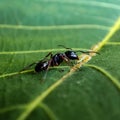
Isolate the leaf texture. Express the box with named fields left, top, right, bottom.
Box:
left=0, top=0, right=120, bottom=120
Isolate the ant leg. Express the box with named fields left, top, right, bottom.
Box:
left=40, top=59, right=52, bottom=82
left=20, top=53, right=52, bottom=71
left=76, top=50, right=100, bottom=55
left=60, top=55, right=74, bottom=67
left=58, top=45, right=72, bottom=50
left=45, top=52, right=53, bottom=58
left=20, top=54, right=50, bottom=72
left=21, top=52, right=53, bottom=71
left=42, top=52, right=53, bottom=61
left=20, top=62, right=38, bottom=72
left=45, top=52, right=52, bottom=57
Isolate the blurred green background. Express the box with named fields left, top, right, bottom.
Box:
left=0, top=0, right=120, bottom=120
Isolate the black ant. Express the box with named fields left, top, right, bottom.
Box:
left=20, top=45, right=99, bottom=73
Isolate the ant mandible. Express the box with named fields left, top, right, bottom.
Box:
left=20, top=45, right=98, bottom=73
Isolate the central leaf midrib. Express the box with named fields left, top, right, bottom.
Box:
left=16, top=18, right=120, bottom=120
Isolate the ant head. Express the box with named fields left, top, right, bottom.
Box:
left=58, top=45, right=79, bottom=60
left=65, top=51, right=79, bottom=60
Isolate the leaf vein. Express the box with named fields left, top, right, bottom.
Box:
left=85, top=64, right=120, bottom=90
left=0, top=105, right=26, bottom=114
left=39, top=103, right=58, bottom=120
left=106, top=42, right=120, bottom=45
left=0, top=24, right=110, bottom=31
left=40, top=0, right=120, bottom=10
left=0, top=66, right=69, bottom=79
left=16, top=17, right=120, bottom=120
left=0, top=48, right=89, bottom=55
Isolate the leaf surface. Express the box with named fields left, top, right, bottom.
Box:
left=0, top=0, right=120, bottom=120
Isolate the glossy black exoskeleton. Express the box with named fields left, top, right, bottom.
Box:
left=49, top=46, right=79, bottom=67
left=58, top=45, right=99, bottom=60
left=64, top=51, right=79, bottom=60
left=35, top=61, right=49, bottom=72
left=47, top=50, right=79, bottom=68
left=20, top=45, right=98, bottom=73
left=50, top=53, right=64, bottom=66
left=20, top=59, right=49, bottom=73
left=20, top=51, right=79, bottom=73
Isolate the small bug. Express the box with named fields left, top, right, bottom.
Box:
left=20, top=45, right=99, bottom=73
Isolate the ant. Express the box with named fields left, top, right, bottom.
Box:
left=20, top=45, right=99, bottom=73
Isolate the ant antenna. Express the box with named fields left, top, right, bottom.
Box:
left=58, top=45, right=72, bottom=50
left=76, top=50, right=100, bottom=55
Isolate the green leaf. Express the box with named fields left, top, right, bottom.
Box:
left=0, top=0, right=120, bottom=120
